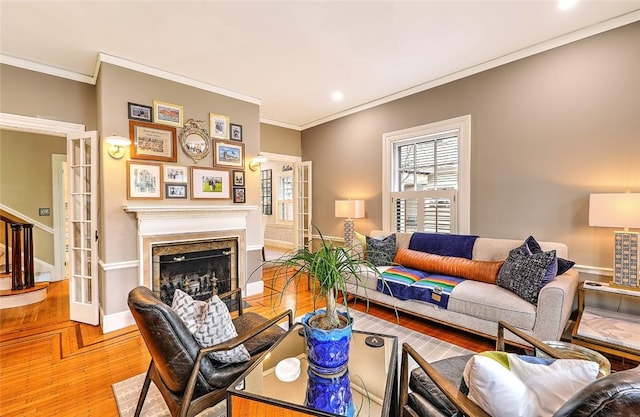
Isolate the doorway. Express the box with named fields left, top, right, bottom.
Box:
left=259, top=152, right=311, bottom=254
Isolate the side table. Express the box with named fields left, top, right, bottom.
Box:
left=571, top=280, right=640, bottom=362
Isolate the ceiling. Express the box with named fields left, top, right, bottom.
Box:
left=1, top=1, right=639, bottom=130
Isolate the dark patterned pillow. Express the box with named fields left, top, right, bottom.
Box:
left=497, top=245, right=556, bottom=305
left=172, top=289, right=250, bottom=363
left=366, top=234, right=397, bottom=266
left=524, top=235, right=575, bottom=275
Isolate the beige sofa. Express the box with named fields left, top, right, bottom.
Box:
left=346, top=232, right=578, bottom=345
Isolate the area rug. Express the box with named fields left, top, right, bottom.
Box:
left=113, top=310, right=472, bottom=416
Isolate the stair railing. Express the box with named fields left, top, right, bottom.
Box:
left=1, top=215, right=35, bottom=290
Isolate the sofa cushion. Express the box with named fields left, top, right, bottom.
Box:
left=394, top=247, right=504, bottom=284
left=447, top=280, right=537, bottom=330
left=409, top=232, right=478, bottom=259
left=497, top=245, right=556, bottom=305
left=525, top=235, right=575, bottom=276
left=366, top=233, right=397, bottom=266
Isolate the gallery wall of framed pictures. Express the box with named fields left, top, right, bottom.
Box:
left=125, top=100, right=248, bottom=203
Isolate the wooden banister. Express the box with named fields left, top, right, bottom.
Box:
left=2, top=215, right=35, bottom=290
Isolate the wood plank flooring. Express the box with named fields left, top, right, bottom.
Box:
left=1, top=268, right=633, bottom=416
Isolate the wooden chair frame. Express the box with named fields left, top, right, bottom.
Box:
left=399, top=321, right=573, bottom=417
left=133, top=288, right=293, bottom=417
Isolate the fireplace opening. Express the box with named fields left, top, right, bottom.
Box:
left=152, top=238, right=239, bottom=307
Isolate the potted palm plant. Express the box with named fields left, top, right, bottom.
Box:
left=265, top=227, right=387, bottom=375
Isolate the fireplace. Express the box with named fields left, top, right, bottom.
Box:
left=124, top=205, right=254, bottom=300
left=152, top=237, right=238, bottom=305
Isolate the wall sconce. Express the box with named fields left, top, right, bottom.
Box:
left=335, top=199, right=365, bottom=247
left=105, top=135, right=132, bottom=159
left=589, top=192, right=640, bottom=288
left=249, top=154, right=268, bottom=171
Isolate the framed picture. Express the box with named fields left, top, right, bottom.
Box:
left=165, top=183, right=188, bottom=199
left=213, top=140, right=244, bottom=168
left=153, top=100, right=184, bottom=127
left=233, top=187, right=246, bottom=204
left=128, top=102, right=152, bottom=122
left=209, top=113, right=229, bottom=139
left=191, top=167, right=231, bottom=200
left=129, top=120, right=177, bottom=162
left=127, top=161, right=162, bottom=200
left=164, top=165, right=188, bottom=183
left=232, top=170, right=245, bottom=186
left=230, top=123, right=243, bottom=142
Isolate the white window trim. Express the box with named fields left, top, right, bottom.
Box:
left=382, top=115, right=471, bottom=234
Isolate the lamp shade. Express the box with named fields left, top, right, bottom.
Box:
left=589, top=193, right=640, bottom=229
left=335, top=200, right=365, bottom=219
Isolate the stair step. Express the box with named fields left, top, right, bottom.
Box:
left=0, top=282, right=49, bottom=309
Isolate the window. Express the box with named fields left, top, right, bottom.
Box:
left=260, top=169, right=272, bottom=215
left=277, top=172, right=293, bottom=223
left=382, top=115, right=470, bottom=234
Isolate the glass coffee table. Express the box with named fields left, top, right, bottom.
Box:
left=227, top=323, right=398, bottom=417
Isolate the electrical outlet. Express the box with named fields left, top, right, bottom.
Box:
left=39, top=208, right=50, bottom=216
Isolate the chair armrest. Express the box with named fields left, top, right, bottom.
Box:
left=400, top=343, right=491, bottom=417
left=497, top=321, right=573, bottom=359
left=183, top=309, right=293, bottom=408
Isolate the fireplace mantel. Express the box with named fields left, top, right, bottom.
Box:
left=124, top=205, right=259, bottom=236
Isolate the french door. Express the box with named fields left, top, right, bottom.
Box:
left=293, top=161, right=312, bottom=249
left=66, top=131, right=99, bottom=325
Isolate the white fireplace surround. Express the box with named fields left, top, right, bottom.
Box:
left=124, top=205, right=258, bottom=292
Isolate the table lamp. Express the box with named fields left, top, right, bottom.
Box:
left=335, top=200, right=365, bottom=247
left=589, top=193, right=640, bottom=288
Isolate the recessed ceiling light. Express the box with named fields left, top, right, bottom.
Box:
left=331, top=91, right=343, bottom=101
left=558, top=0, right=578, bottom=10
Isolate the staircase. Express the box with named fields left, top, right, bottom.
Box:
left=0, top=213, right=48, bottom=309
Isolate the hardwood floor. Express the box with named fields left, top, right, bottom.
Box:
left=1, top=268, right=632, bottom=416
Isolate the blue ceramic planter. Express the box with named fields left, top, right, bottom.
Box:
left=301, top=309, right=353, bottom=375
left=305, top=368, right=355, bottom=417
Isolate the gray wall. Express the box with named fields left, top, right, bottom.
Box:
left=97, top=63, right=261, bottom=315
left=0, top=130, right=66, bottom=264
left=0, top=64, right=96, bottom=129
left=301, top=21, right=640, bottom=272
left=261, top=123, right=301, bottom=156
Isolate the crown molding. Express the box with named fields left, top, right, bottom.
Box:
left=98, top=53, right=261, bottom=106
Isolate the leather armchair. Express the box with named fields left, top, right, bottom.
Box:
left=128, top=286, right=293, bottom=417
left=400, top=321, right=640, bottom=417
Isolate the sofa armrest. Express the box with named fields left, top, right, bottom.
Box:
left=533, top=268, right=579, bottom=341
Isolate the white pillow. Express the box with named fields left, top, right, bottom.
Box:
left=172, top=289, right=250, bottom=364
left=463, top=352, right=599, bottom=417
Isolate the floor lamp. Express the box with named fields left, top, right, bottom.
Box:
left=589, top=193, right=640, bottom=289
left=335, top=200, right=364, bottom=247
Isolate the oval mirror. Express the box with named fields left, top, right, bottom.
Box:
left=179, top=119, right=210, bottom=163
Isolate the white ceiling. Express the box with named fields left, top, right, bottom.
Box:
left=1, top=1, right=639, bottom=130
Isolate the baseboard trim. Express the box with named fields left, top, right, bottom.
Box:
left=101, top=307, right=135, bottom=334
left=246, top=280, right=264, bottom=297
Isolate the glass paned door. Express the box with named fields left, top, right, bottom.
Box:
left=293, top=161, right=312, bottom=249
left=66, top=131, right=99, bottom=325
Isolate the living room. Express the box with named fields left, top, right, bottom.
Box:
left=1, top=2, right=639, bottom=416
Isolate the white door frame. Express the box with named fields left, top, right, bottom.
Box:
left=260, top=152, right=304, bottom=249
left=0, top=113, right=85, bottom=282
left=52, top=154, right=67, bottom=281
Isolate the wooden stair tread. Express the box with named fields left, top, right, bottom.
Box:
left=0, top=282, right=49, bottom=296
